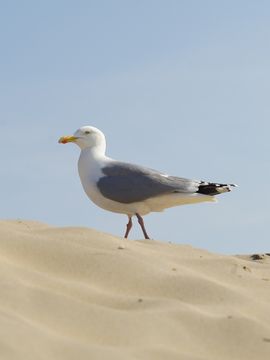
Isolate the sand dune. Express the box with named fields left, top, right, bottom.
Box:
left=0, top=220, right=270, bottom=360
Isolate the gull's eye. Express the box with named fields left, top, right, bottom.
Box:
left=84, top=131, right=91, bottom=135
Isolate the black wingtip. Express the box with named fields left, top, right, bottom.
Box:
left=197, top=182, right=237, bottom=196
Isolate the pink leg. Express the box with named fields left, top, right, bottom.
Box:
left=136, top=213, right=150, bottom=239
left=124, top=216, right=133, bottom=238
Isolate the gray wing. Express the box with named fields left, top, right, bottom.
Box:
left=97, top=161, right=200, bottom=204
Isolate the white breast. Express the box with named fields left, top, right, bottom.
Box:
left=77, top=149, right=151, bottom=216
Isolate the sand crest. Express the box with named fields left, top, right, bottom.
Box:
left=0, top=220, right=270, bottom=360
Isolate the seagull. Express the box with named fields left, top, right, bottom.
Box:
left=58, top=126, right=236, bottom=239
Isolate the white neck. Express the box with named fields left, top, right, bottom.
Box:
left=79, top=145, right=108, bottom=167
left=86, top=142, right=106, bottom=157
left=78, top=147, right=110, bottom=197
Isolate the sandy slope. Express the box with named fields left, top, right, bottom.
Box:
left=0, top=220, right=270, bottom=360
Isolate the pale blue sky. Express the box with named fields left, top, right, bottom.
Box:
left=1, top=1, right=270, bottom=254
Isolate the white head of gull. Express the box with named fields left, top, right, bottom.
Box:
left=59, top=126, right=237, bottom=239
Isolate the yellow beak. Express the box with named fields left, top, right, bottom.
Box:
left=58, top=135, right=78, bottom=144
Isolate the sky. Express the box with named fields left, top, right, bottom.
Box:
left=1, top=0, right=270, bottom=254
